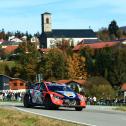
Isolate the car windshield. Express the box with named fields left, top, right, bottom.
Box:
left=48, top=85, right=73, bottom=92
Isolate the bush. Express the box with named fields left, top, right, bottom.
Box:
left=85, top=76, right=116, bottom=99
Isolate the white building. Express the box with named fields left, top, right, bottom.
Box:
left=40, top=12, right=98, bottom=48
left=9, top=36, right=22, bottom=43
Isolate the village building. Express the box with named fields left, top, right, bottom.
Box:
left=73, top=41, right=120, bottom=52
left=0, top=74, right=27, bottom=92
left=40, top=12, right=98, bottom=48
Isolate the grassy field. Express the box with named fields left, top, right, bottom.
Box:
left=115, top=106, right=126, bottom=111
left=0, top=108, right=86, bottom=126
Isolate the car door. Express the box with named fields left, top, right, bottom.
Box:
left=32, top=83, right=43, bottom=104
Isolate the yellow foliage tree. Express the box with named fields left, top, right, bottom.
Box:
left=67, top=53, right=88, bottom=80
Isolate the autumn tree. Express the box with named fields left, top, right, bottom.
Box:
left=67, top=53, right=88, bottom=80
left=97, top=27, right=110, bottom=41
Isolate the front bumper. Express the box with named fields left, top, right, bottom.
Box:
left=61, top=99, right=86, bottom=108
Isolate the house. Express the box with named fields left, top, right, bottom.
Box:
left=40, top=12, right=98, bottom=48
left=3, top=45, right=18, bottom=54
left=0, top=74, right=27, bottom=92
left=9, top=78, right=27, bottom=92
left=1, top=41, right=20, bottom=49
left=9, top=36, right=22, bottom=43
left=57, top=80, right=86, bottom=93
left=73, top=41, right=119, bottom=52
left=31, top=36, right=40, bottom=49
left=0, top=74, right=11, bottom=90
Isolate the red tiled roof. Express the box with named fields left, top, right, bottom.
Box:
left=4, top=46, right=18, bottom=54
left=73, top=42, right=119, bottom=51
left=121, top=83, right=126, bottom=91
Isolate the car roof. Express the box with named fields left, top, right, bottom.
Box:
left=47, top=82, right=66, bottom=86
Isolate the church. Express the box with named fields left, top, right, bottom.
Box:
left=40, top=12, right=98, bottom=48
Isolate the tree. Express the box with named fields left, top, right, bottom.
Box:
left=108, top=20, right=119, bottom=40
left=85, top=76, right=115, bottom=99
left=40, top=48, right=67, bottom=80
left=67, top=53, right=88, bottom=80
left=11, top=41, right=40, bottom=81
left=97, top=27, right=110, bottom=41
left=0, top=28, right=6, bottom=39
left=108, top=47, right=126, bottom=86
left=80, top=46, right=95, bottom=76
left=95, top=47, right=113, bottom=78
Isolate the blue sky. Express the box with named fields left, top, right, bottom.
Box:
left=0, top=0, right=126, bottom=34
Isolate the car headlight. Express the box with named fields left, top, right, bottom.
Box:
left=51, top=95, right=62, bottom=100
left=53, top=95, right=60, bottom=99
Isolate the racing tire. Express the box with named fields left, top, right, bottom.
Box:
left=44, top=96, right=53, bottom=109
left=44, top=96, right=59, bottom=110
left=23, top=94, right=33, bottom=108
left=75, top=107, right=83, bottom=111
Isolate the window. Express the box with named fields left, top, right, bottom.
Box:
left=13, top=83, right=17, bottom=86
left=46, top=18, right=49, bottom=24
left=20, top=83, right=24, bottom=86
left=40, top=82, right=46, bottom=91
left=34, top=83, right=40, bottom=90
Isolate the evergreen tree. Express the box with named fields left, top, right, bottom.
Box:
left=108, top=20, right=119, bottom=40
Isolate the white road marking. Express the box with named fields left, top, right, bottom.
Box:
left=14, top=107, right=96, bottom=126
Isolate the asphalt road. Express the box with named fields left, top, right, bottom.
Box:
left=0, top=102, right=126, bottom=126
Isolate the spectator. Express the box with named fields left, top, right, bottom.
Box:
left=93, top=96, right=97, bottom=105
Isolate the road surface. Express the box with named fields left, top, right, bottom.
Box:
left=0, top=102, right=126, bottom=126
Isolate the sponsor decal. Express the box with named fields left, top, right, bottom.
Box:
left=57, top=91, right=76, bottom=98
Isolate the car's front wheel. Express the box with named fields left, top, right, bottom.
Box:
left=75, top=107, right=83, bottom=111
left=44, top=96, right=59, bottom=110
left=23, top=94, right=32, bottom=108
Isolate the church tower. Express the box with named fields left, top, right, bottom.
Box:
left=41, top=12, right=52, bottom=33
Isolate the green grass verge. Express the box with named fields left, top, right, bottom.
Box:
left=0, top=108, right=86, bottom=126
left=114, top=106, right=126, bottom=111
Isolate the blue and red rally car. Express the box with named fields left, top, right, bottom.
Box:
left=23, top=81, right=86, bottom=111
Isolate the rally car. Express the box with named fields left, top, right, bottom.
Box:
left=23, top=82, right=86, bottom=111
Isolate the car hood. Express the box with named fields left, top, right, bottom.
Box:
left=56, top=91, right=76, bottom=98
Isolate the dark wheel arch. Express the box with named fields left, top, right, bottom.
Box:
left=44, top=95, right=59, bottom=110
left=23, top=93, right=33, bottom=108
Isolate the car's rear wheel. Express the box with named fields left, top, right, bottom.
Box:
left=75, top=107, right=83, bottom=111
left=23, top=94, right=32, bottom=108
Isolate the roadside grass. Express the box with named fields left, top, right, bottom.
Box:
left=0, top=108, right=86, bottom=126
left=114, top=106, right=126, bottom=111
